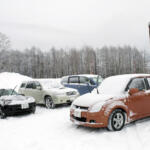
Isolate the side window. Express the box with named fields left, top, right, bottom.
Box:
left=79, top=77, right=89, bottom=84
left=26, top=82, right=33, bottom=89
left=32, top=82, right=36, bottom=89
left=20, top=83, right=26, bottom=88
left=35, top=82, right=42, bottom=89
left=0, top=89, right=4, bottom=96
left=61, top=77, right=68, bottom=84
left=147, top=78, right=150, bottom=89
left=69, top=77, right=79, bottom=84
left=128, top=78, right=146, bottom=91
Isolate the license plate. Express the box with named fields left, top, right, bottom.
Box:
left=21, top=103, right=29, bottom=109
left=74, top=109, right=81, bottom=118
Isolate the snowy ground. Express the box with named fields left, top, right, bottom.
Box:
left=1, top=72, right=150, bottom=150
left=1, top=105, right=150, bottom=150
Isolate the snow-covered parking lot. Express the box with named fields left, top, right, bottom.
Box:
left=1, top=105, right=150, bottom=150
left=1, top=72, right=150, bottom=150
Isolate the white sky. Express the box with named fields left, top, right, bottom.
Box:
left=0, top=0, right=150, bottom=51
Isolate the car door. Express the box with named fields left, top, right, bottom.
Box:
left=127, top=77, right=148, bottom=117
left=24, top=82, right=33, bottom=97
left=33, top=81, right=43, bottom=104
left=143, top=77, right=150, bottom=115
left=66, top=76, right=80, bottom=90
left=78, top=76, right=92, bottom=95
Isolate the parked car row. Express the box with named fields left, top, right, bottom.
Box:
left=1, top=74, right=150, bottom=132
left=0, top=74, right=101, bottom=118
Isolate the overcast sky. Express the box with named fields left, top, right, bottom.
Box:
left=0, top=0, right=150, bottom=51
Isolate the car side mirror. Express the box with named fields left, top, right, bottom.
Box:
left=128, top=88, right=139, bottom=96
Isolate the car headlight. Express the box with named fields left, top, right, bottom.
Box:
left=27, top=97, right=35, bottom=102
left=66, top=91, right=78, bottom=96
left=55, top=93, right=66, bottom=96
left=70, top=104, right=76, bottom=109
left=3, top=99, right=12, bottom=105
left=88, top=102, right=104, bottom=113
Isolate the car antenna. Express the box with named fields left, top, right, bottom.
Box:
left=11, top=85, right=17, bottom=95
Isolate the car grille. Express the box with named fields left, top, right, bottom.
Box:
left=73, top=116, right=86, bottom=122
left=66, top=91, right=77, bottom=96
left=74, top=105, right=88, bottom=111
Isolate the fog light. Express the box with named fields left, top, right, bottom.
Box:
left=90, top=120, right=96, bottom=123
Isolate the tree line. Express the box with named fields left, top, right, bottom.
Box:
left=0, top=32, right=148, bottom=78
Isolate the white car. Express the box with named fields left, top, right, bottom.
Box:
left=19, top=79, right=80, bottom=108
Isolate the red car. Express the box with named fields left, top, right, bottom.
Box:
left=70, top=74, right=150, bottom=131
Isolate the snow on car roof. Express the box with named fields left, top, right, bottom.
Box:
left=98, top=74, right=150, bottom=94
left=62, top=74, right=100, bottom=78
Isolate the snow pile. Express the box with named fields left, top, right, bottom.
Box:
left=0, top=72, right=32, bottom=91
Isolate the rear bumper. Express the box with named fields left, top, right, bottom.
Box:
left=70, top=109, right=108, bottom=128
left=2, top=102, right=36, bottom=115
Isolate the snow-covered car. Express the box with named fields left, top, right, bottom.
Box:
left=70, top=74, right=150, bottom=131
left=19, top=79, right=80, bottom=109
left=0, top=89, right=36, bottom=118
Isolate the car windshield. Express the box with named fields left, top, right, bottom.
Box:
left=40, top=80, right=62, bottom=89
left=90, top=77, right=103, bottom=84
left=0, top=89, right=18, bottom=97
left=98, top=76, right=130, bottom=95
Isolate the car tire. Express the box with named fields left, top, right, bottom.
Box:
left=107, top=109, right=125, bottom=131
left=31, top=106, right=36, bottom=114
left=45, top=96, right=55, bottom=109
left=0, top=106, right=6, bottom=119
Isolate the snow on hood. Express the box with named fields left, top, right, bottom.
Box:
left=73, top=93, right=115, bottom=107
left=45, top=87, right=78, bottom=95
left=0, top=95, right=35, bottom=105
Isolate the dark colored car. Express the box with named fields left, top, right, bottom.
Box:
left=61, top=74, right=103, bottom=95
left=0, top=89, right=36, bottom=118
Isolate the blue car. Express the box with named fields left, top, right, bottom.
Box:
left=61, top=74, right=103, bottom=95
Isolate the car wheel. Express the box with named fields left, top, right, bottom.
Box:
left=45, top=96, right=55, bottom=109
left=107, top=109, right=125, bottom=131
left=31, top=106, right=36, bottom=114
left=0, top=106, right=6, bottom=119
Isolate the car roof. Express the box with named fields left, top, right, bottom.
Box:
left=109, top=74, right=150, bottom=80
left=62, top=74, right=99, bottom=78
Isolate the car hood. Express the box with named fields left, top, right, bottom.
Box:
left=45, top=87, right=77, bottom=94
left=73, top=93, right=121, bottom=107
left=0, top=95, right=35, bottom=105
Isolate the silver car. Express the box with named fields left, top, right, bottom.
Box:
left=18, top=79, right=80, bottom=109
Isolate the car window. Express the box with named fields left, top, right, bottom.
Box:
left=69, top=77, right=79, bottom=84
left=79, top=76, right=89, bottom=84
left=35, top=81, right=42, bottom=89
left=147, top=78, right=150, bottom=88
left=20, top=83, right=26, bottom=88
left=128, top=78, right=146, bottom=91
left=26, top=82, right=33, bottom=89
left=32, top=82, right=36, bottom=89
left=0, top=89, right=4, bottom=96
left=61, top=77, right=68, bottom=84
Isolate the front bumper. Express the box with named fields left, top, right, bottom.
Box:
left=70, top=109, right=108, bottom=128
left=53, top=95, right=79, bottom=104
left=2, top=102, right=36, bottom=115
